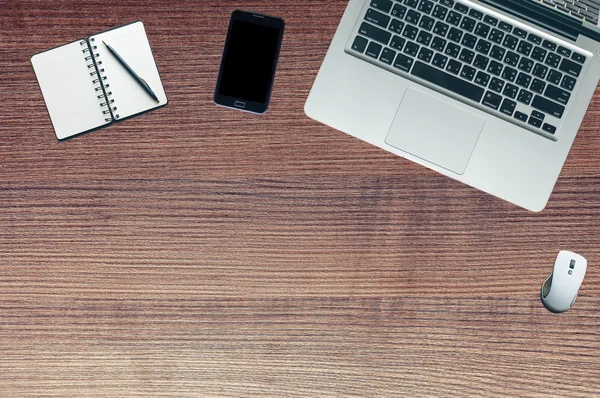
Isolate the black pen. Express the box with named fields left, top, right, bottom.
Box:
left=102, top=41, right=160, bottom=103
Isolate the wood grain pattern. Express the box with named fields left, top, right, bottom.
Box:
left=1, top=1, right=600, bottom=396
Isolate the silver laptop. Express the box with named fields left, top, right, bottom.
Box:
left=305, top=0, right=600, bottom=211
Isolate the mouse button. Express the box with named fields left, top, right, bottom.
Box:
left=542, top=272, right=553, bottom=299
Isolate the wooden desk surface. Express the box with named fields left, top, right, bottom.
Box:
left=1, top=1, right=600, bottom=396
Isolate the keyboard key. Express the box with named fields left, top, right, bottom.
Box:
left=473, top=54, right=489, bottom=69
left=503, top=35, right=518, bottom=50
left=454, top=3, right=469, bottom=13
left=418, top=0, right=435, bottom=14
left=445, top=42, right=461, bottom=58
left=405, top=0, right=419, bottom=7
left=366, top=8, right=391, bottom=28
left=533, top=63, right=548, bottom=79
left=490, top=45, right=505, bottom=61
left=489, top=28, right=504, bottom=44
left=403, top=24, right=419, bottom=40
left=476, top=39, right=492, bottom=55
left=528, top=33, right=542, bottom=45
left=393, top=53, right=414, bottom=71
left=461, top=33, right=478, bottom=49
left=432, top=53, right=449, bottom=68
left=518, top=57, right=534, bottom=73
left=498, top=21, right=512, bottom=32
left=504, top=51, right=520, bottom=67
left=459, top=48, right=475, bottom=63
left=469, top=9, right=483, bottom=20
left=380, top=47, right=396, bottom=64
left=390, top=35, right=406, bottom=51
left=528, top=115, right=543, bottom=128
left=432, top=4, right=448, bottom=20
left=559, top=58, right=583, bottom=77
left=502, top=66, right=517, bottom=82
left=404, top=41, right=420, bottom=56
left=474, top=71, right=490, bottom=86
left=517, top=41, right=533, bottom=56
left=487, top=60, right=503, bottom=76
left=489, top=77, right=504, bottom=92
left=561, top=75, right=576, bottom=91
left=516, top=72, right=531, bottom=88
left=392, top=3, right=408, bottom=19
left=513, top=27, right=528, bottom=39
left=416, top=30, right=433, bottom=46
left=433, top=21, right=450, bottom=36
left=440, top=0, right=454, bottom=6
left=542, top=40, right=557, bottom=51
left=446, top=10, right=462, bottom=26
left=366, top=41, right=383, bottom=58
left=448, top=27, right=464, bottom=42
left=531, top=78, right=546, bottom=94
left=545, top=53, right=561, bottom=68
left=532, top=95, right=565, bottom=118
left=419, top=16, right=435, bottom=31
left=474, top=23, right=490, bottom=38
left=484, top=15, right=498, bottom=25
left=557, top=46, right=571, bottom=57
left=542, top=123, right=557, bottom=134
left=514, top=111, right=528, bottom=122
left=531, top=110, right=545, bottom=121
left=572, top=52, right=586, bottom=64
left=406, top=9, right=421, bottom=25
left=517, top=89, right=533, bottom=105
left=483, top=91, right=502, bottom=109
left=503, top=83, right=519, bottom=99
left=446, top=59, right=462, bottom=74
left=431, top=36, right=447, bottom=52
left=418, top=47, right=434, bottom=62
left=360, top=22, right=392, bottom=45
left=547, top=69, right=562, bottom=85
left=351, top=36, right=368, bottom=53
left=545, top=84, right=571, bottom=105
left=411, top=60, right=485, bottom=102
left=581, top=14, right=592, bottom=22
left=370, top=0, right=393, bottom=13
left=531, top=47, right=547, bottom=62
left=389, top=18, right=405, bottom=34
left=460, top=65, right=476, bottom=81
left=460, top=16, right=477, bottom=32
left=500, top=98, right=517, bottom=116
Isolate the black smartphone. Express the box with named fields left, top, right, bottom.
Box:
left=214, top=10, right=285, bottom=114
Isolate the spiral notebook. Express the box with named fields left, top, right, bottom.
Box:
left=31, top=21, right=167, bottom=140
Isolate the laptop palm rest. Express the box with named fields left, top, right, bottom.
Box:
left=385, top=88, right=485, bottom=175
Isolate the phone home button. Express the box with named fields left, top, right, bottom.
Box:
left=234, top=101, right=246, bottom=109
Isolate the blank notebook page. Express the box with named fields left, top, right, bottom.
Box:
left=91, top=21, right=167, bottom=120
left=31, top=41, right=111, bottom=139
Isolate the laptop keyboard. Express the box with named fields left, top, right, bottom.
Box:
left=347, top=0, right=589, bottom=138
left=535, top=0, right=600, bottom=24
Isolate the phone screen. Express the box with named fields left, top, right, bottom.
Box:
left=215, top=12, right=284, bottom=113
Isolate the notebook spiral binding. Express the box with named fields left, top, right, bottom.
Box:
left=80, top=39, right=118, bottom=122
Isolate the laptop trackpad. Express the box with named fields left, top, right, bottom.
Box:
left=385, top=88, right=485, bottom=175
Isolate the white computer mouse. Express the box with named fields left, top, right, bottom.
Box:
left=541, top=251, right=587, bottom=313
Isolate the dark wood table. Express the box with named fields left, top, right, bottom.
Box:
left=1, top=1, right=600, bottom=396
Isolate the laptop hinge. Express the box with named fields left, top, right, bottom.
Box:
left=478, top=0, right=599, bottom=42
